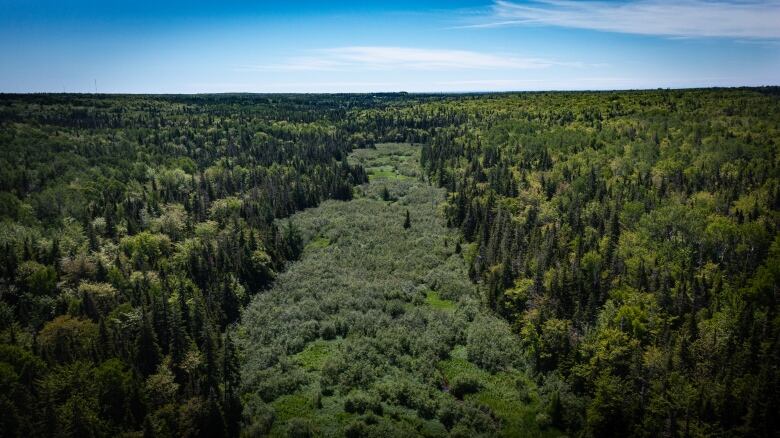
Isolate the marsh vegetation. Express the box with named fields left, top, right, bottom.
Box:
left=239, top=144, right=553, bottom=437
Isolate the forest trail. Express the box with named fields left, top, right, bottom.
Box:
left=238, top=144, right=556, bottom=437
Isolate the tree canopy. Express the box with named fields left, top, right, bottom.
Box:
left=1, top=88, right=778, bottom=437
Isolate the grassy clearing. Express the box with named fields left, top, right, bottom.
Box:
left=366, top=165, right=412, bottom=181
left=305, top=235, right=331, bottom=251
left=439, top=347, right=556, bottom=438
left=272, top=393, right=314, bottom=424
left=425, top=291, right=455, bottom=312
left=350, top=143, right=421, bottom=181
left=294, top=340, right=341, bottom=371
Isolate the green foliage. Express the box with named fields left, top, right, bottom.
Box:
left=466, top=314, right=520, bottom=373
left=343, top=390, right=383, bottom=415
left=294, top=340, right=340, bottom=371
left=120, top=231, right=171, bottom=269
left=239, top=144, right=552, bottom=436
left=448, top=375, right=481, bottom=399
left=424, top=291, right=455, bottom=312
left=17, top=260, right=57, bottom=295
left=0, top=94, right=369, bottom=437
left=37, top=316, right=98, bottom=363
left=304, top=236, right=330, bottom=251
left=1, top=89, right=777, bottom=437
left=415, top=88, right=780, bottom=437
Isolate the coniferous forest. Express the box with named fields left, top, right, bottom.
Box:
left=0, top=89, right=778, bottom=437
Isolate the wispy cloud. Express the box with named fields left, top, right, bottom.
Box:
left=464, top=0, right=780, bottom=39
left=238, top=46, right=580, bottom=72
left=437, top=75, right=752, bottom=90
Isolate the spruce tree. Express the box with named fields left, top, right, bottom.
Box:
left=223, top=332, right=241, bottom=438
left=135, top=311, right=162, bottom=376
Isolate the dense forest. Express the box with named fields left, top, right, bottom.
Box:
left=0, top=89, right=778, bottom=437
left=0, top=94, right=369, bottom=437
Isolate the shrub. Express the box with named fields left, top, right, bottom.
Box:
left=466, top=314, right=519, bottom=373
left=344, top=419, right=370, bottom=438
left=449, top=375, right=481, bottom=399
left=535, top=412, right=552, bottom=429
left=241, top=394, right=275, bottom=436
left=286, top=418, right=316, bottom=438
left=344, top=390, right=383, bottom=415
left=320, top=321, right=337, bottom=340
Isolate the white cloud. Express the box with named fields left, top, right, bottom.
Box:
left=436, top=75, right=755, bottom=90
left=238, top=46, right=577, bottom=72
left=466, top=0, right=780, bottom=39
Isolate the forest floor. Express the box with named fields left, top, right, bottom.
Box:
left=238, top=144, right=558, bottom=437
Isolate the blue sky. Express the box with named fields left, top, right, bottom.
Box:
left=1, top=0, right=778, bottom=93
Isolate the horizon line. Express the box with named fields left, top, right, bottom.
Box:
left=2, top=85, right=779, bottom=96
